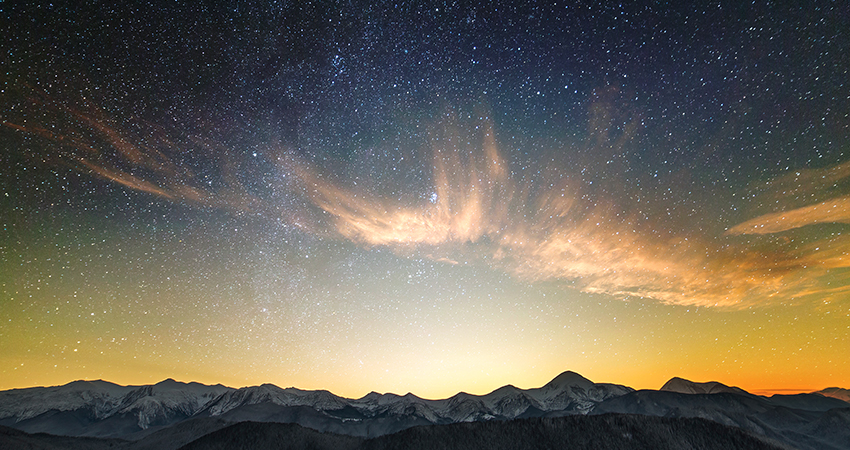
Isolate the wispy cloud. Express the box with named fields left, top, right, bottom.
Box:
left=2, top=86, right=295, bottom=223
left=726, top=196, right=850, bottom=235
left=718, top=163, right=850, bottom=303
left=287, top=110, right=845, bottom=307
left=728, top=159, right=850, bottom=235
left=8, top=84, right=848, bottom=308
left=289, top=118, right=511, bottom=248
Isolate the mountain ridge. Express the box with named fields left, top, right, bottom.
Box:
left=1, top=372, right=847, bottom=450
left=817, top=387, right=850, bottom=403
left=5, top=371, right=843, bottom=402
left=660, top=376, right=751, bottom=395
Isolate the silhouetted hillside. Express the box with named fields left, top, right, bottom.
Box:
left=123, top=417, right=232, bottom=450
left=178, top=414, right=789, bottom=450
left=0, top=424, right=126, bottom=450
left=178, top=421, right=360, bottom=450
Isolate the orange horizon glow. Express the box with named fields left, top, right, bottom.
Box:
left=0, top=366, right=840, bottom=402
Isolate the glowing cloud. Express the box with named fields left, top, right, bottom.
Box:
left=718, top=162, right=850, bottom=302
left=728, top=160, right=850, bottom=235
left=8, top=84, right=848, bottom=308
left=289, top=118, right=511, bottom=248
left=726, top=196, right=850, bottom=235
left=288, top=111, right=845, bottom=307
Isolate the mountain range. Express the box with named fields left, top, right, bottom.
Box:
left=1, top=372, right=848, bottom=450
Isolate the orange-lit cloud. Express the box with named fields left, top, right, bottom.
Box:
left=287, top=111, right=847, bottom=308
left=8, top=85, right=848, bottom=308
left=727, top=196, right=850, bottom=235
left=717, top=163, right=850, bottom=303
left=728, top=160, right=850, bottom=235
left=288, top=118, right=511, bottom=248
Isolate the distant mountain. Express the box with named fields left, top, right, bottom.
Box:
left=191, top=370, right=633, bottom=438
left=0, top=379, right=233, bottom=437
left=0, top=372, right=630, bottom=440
left=660, top=376, right=750, bottom=395
left=765, top=392, right=850, bottom=412
left=591, top=389, right=850, bottom=450
left=657, top=377, right=850, bottom=412
left=817, top=387, right=850, bottom=403
left=1, top=373, right=848, bottom=450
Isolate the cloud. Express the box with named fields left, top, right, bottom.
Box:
left=288, top=117, right=511, bottom=248
left=8, top=84, right=848, bottom=308
left=752, top=162, right=850, bottom=206
left=287, top=110, right=845, bottom=308
left=726, top=196, right=850, bottom=235
left=2, top=87, right=293, bottom=223
left=718, top=163, right=850, bottom=303
left=728, top=160, right=850, bottom=235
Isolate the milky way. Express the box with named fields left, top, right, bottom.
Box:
left=2, top=1, right=848, bottom=397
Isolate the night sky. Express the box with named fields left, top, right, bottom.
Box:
left=2, top=1, right=848, bottom=398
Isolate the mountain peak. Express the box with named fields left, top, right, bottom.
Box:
left=356, top=391, right=383, bottom=402
left=815, top=387, right=850, bottom=402
left=402, top=392, right=423, bottom=400
left=660, top=377, right=749, bottom=395
left=64, top=379, right=123, bottom=391
left=488, top=384, right=521, bottom=396
left=544, top=371, right=593, bottom=389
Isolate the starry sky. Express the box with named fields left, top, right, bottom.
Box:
left=1, top=1, right=849, bottom=398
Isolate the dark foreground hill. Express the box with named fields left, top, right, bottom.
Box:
left=0, top=425, right=127, bottom=450
left=1, top=414, right=789, bottom=450
left=182, top=414, right=789, bottom=450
